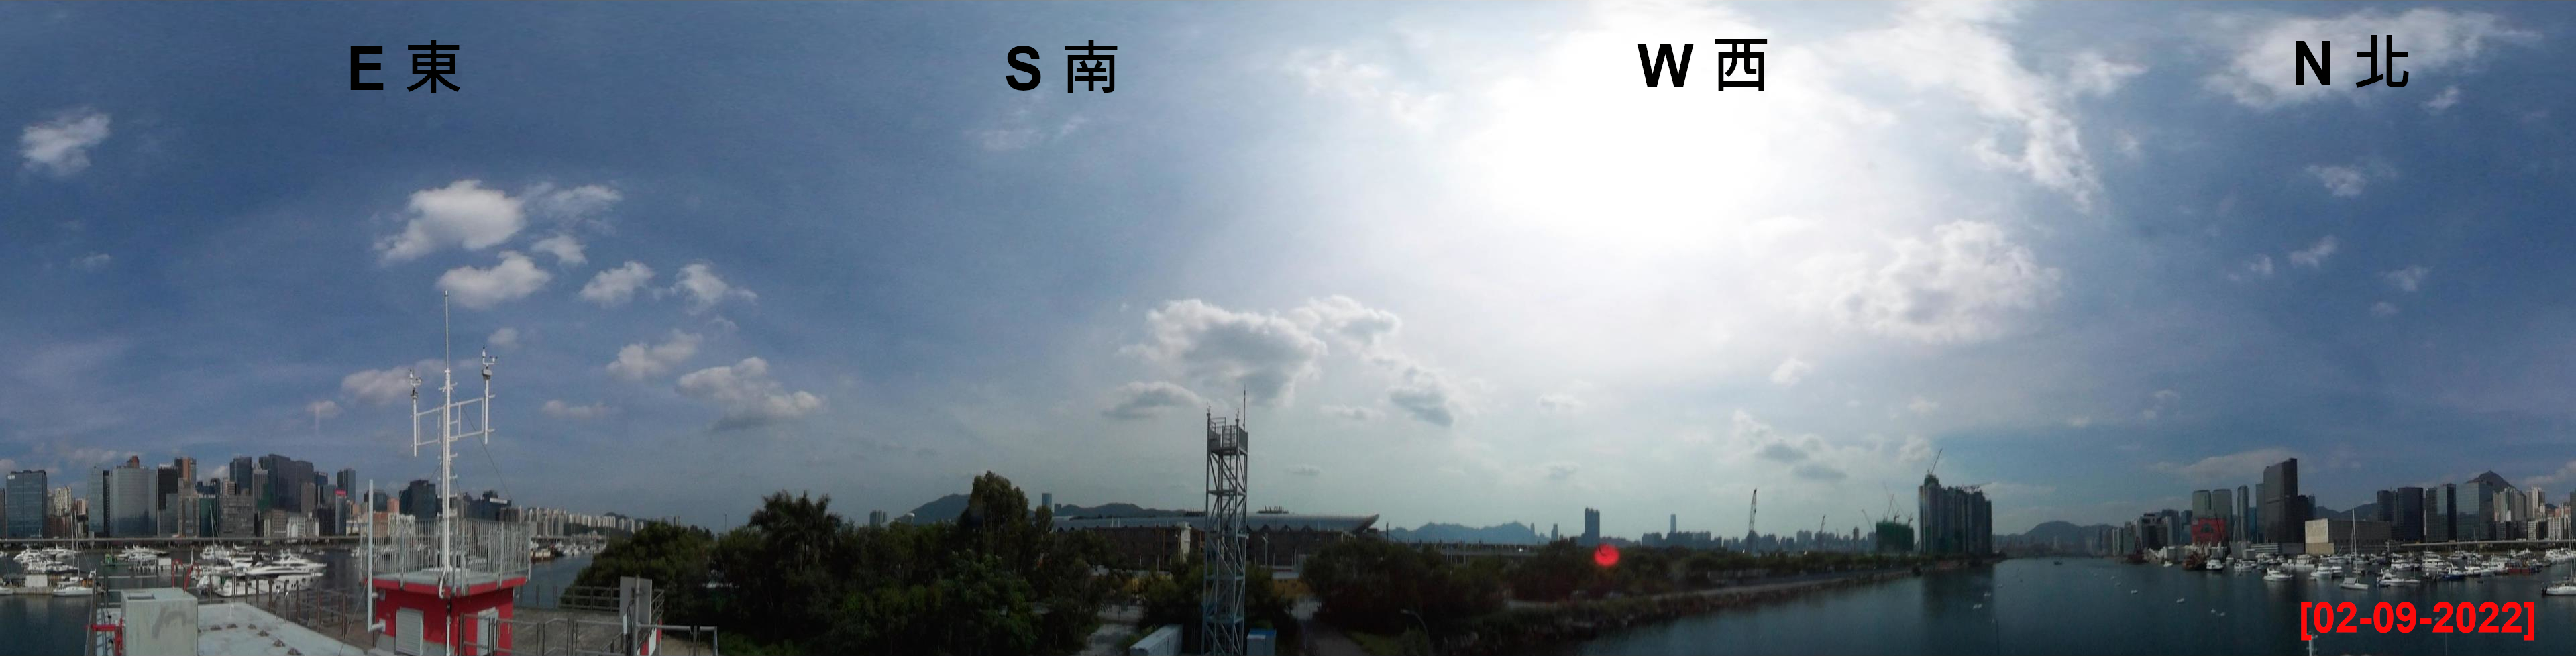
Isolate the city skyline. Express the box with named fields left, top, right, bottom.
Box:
left=9, top=3, right=2576, bottom=539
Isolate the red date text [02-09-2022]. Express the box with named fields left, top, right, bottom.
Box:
left=2302, top=601, right=2536, bottom=640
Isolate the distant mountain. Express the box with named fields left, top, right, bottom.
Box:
left=2012, top=521, right=2112, bottom=544
left=1387, top=521, right=1542, bottom=545
left=900, top=493, right=970, bottom=523
left=1054, top=502, right=1194, bottom=520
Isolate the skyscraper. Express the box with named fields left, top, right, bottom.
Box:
left=2236, top=484, right=2251, bottom=542
left=1917, top=474, right=1994, bottom=556
left=337, top=468, right=356, bottom=499
left=1581, top=508, right=1601, bottom=546
left=109, top=459, right=153, bottom=537
left=2210, top=488, right=2233, bottom=540
left=1670, top=514, right=1677, bottom=537
left=2394, top=486, right=2425, bottom=542
left=4, top=470, right=44, bottom=538
left=229, top=457, right=256, bottom=495
left=2260, top=458, right=2304, bottom=545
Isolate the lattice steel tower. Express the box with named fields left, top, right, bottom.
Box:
left=1201, top=407, right=1250, bottom=655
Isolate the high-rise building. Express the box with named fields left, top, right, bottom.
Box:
left=402, top=479, right=441, bottom=522
left=868, top=510, right=888, bottom=528
left=109, top=459, right=154, bottom=537
left=5, top=470, right=44, bottom=539
left=1670, top=514, right=1678, bottom=537
left=2260, top=458, right=2305, bottom=545
left=228, top=457, right=256, bottom=496
left=1581, top=508, right=1601, bottom=546
left=2210, top=488, right=2234, bottom=539
left=2236, top=484, right=2252, bottom=542
left=2394, top=486, right=2425, bottom=542
left=1917, top=474, right=1994, bottom=556
left=2466, top=472, right=2512, bottom=542
left=2192, top=490, right=2212, bottom=520
left=336, top=468, right=356, bottom=499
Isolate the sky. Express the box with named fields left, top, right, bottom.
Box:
left=5, top=1, right=2576, bottom=538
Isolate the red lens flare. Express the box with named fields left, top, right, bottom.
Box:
left=1593, top=543, right=1620, bottom=568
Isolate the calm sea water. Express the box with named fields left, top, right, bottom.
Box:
left=1560, top=557, right=2576, bottom=655
left=0, top=549, right=591, bottom=656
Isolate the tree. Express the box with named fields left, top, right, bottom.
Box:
left=571, top=522, right=717, bottom=623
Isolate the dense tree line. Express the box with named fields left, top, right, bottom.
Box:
left=572, top=472, right=1112, bottom=655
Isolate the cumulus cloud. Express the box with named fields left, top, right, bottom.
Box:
left=666, top=263, right=756, bottom=313
left=1907, top=396, right=1939, bottom=414
left=1535, top=392, right=1586, bottom=415
left=2208, top=8, right=2536, bottom=109
left=2151, top=447, right=2296, bottom=484
left=341, top=359, right=443, bottom=405
left=1292, top=295, right=1404, bottom=355
left=2233, top=254, right=2276, bottom=281
left=376, top=180, right=527, bottom=262
left=2288, top=235, right=2339, bottom=268
left=2372, top=301, right=2400, bottom=318
left=436, top=251, right=552, bottom=309
left=2383, top=265, right=2430, bottom=292
left=1544, top=462, right=1579, bottom=481
left=1830, top=221, right=2063, bottom=343
left=1285, top=48, right=1446, bottom=131
left=1735, top=410, right=1827, bottom=465
left=677, top=357, right=824, bottom=430
left=1320, top=404, right=1381, bottom=421
left=542, top=400, right=613, bottom=420
left=607, top=331, right=702, bottom=381
left=1122, top=299, right=1330, bottom=406
left=1770, top=356, right=1813, bottom=386
left=21, top=109, right=111, bottom=177
left=1387, top=364, right=1462, bottom=427
left=306, top=400, right=340, bottom=433
left=1102, top=381, right=1206, bottom=420
left=580, top=262, right=656, bottom=307
left=2307, top=165, right=2370, bottom=197
left=487, top=327, right=520, bottom=349
left=525, top=184, right=622, bottom=225
left=531, top=233, right=587, bottom=268
left=71, top=252, right=112, bottom=271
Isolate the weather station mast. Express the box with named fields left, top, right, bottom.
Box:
left=1202, top=397, right=1250, bottom=656
left=368, top=292, right=529, bottom=656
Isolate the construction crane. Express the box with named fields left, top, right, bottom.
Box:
left=1817, top=514, right=1827, bottom=542
left=1927, top=448, right=1943, bottom=478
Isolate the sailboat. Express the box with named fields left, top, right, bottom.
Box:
left=2546, top=576, right=2576, bottom=596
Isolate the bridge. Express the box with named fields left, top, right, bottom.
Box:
left=3, top=533, right=609, bottom=549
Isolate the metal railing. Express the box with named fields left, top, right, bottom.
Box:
left=364, top=517, right=534, bottom=591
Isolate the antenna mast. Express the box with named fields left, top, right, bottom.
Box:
left=410, top=292, right=496, bottom=590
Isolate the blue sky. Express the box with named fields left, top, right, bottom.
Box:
left=5, top=1, right=2575, bottom=537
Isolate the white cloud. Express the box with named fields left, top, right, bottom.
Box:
left=2371, top=301, right=2400, bottom=318
left=1320, top=404, right=1381, bottom=421
left=666, top=263, right=755, bottom=313
left=541, top=399, right=613, bottom=420
left=1770, top=356, right=1813, bottom=386
left=341, top=359, right=443, bottom=406
left=2239, top=254, right=2275, bottom=280
left=1102, top=381, right=1206, bottom=420
left=1544, top=462, right=1580, bottom=482
left=2526, top=460, right=2576, bottom=490
left=2288, top=235, right=2339, bottom=268
left=580, top=262, right=656, bottom=307
left=1535, top=392, right=1586, bottom=415
left=1792, top=462, right=1849, bottom=481
left=1907, top=396, right=1939, bottom=414
left=376, top=180, right=527, bottom=263
left=2425, top=86, right=2462, bottom=113
left=1387, top=364, right=1462, bottom=427
left=2151, top=447, right=2296, bottom=484
left=1288, top=464, right=1324, bottom=477
left=306, top=400, right=341, bottom=423
left=73, top=252, right=111, bottom=271
left=1123, top=299, right=1330, bottom=406
left=676, top=357, right=825, bottom=430
left=1291, top=295, right=1404, bottom=355
left=1829, top=221, right=2063, bottom=343
left=526, top=184, right=621, bottom=225
left=2208, top=8, right=2536, bottom=109
left=436, top=251, right=553, bottom=309
left=21, top=109, right=111, bottom=177
left=1847, top=4, right=2103, bottom=205
left=2139, top=388, right=2182, bottom=421
left=1735, top=410, right=1829, bottom=466
left=487, top=327, right=519, bottom=349
left=2065, top=51, right=2146, bottom=97
left=2382, top=265, right=2430, bottom=292
left=607, top=331, right=702, bottom=381
left=531, top=233, right=586, bottom=268
left=2307, top=165, right=2370, bottom=197
left=1285, top=48, right=1446, bottom=131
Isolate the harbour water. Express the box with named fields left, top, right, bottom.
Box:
left=0, top=549, right=592, bottom=656
left=1557, top=557, right=2576, bottom=655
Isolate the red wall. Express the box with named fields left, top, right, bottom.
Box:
left=373, top=579, right=521, bottom=655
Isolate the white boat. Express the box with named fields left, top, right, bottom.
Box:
left=2381, top=574, right=2422, bottom=586
left=2340, top=576, right=2371, bottom=590
left=52, top=581, right=95, bottom=596
left=2265, top=568, right=2294, bottom=582
left=117, top=546, right=165, bottom=559
left=2548, top=577, right=2576, bottom=596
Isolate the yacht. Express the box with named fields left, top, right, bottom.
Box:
left=2548, top=577, right=2576, bottom=596
left=2265, top=567, right=2295, bottom=582
left=2381, top=573, right=2422, bottom=586
left=116, top=546, right=165, bottom=559
left=2339, top=575, right=2371, bottom=590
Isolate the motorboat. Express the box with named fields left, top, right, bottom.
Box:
left=2265, top=568, right=2295, bottom=582
left=2340, top=576, right=2371, bottom=590
left=116, top=546, right=164, bottom=559
left=2381, top=573, right=2422, bottom=586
